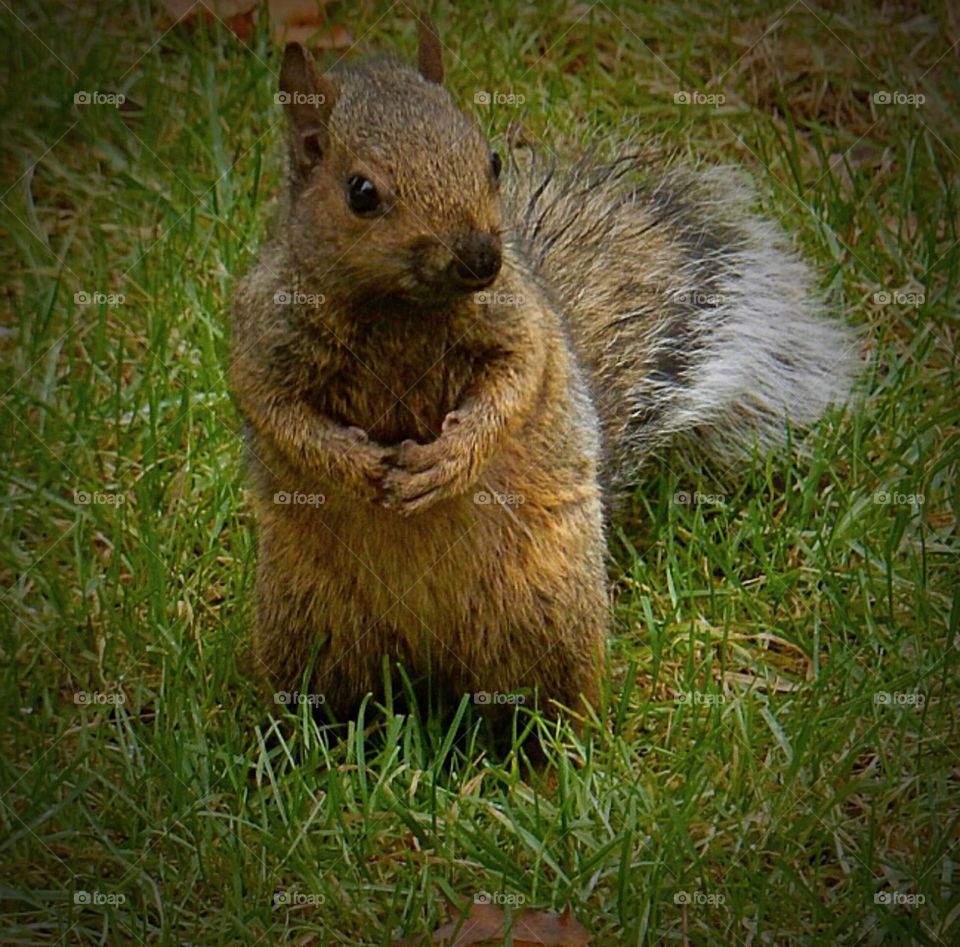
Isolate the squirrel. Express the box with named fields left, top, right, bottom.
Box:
left=229, top=20, right=858, bottom=745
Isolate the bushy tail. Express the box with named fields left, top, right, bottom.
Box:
left=504, top=146, right=860, bottom=492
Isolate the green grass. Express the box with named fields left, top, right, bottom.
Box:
left=1, top=0, right=957, bottom=943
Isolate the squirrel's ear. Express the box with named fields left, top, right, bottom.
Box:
left=279, top=43, right=337, bottom=174
left=417, top=14, right=444, bottom=85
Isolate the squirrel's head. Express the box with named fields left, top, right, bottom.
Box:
left=278, top=21, right=503, bottom=308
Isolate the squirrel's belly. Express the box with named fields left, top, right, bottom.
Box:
left=263, top=486, right=602, bottom=660
left=284, top=495, right=505, bottom=605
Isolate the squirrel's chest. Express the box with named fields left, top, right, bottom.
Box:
left=310, top=336, right=476, bottom=444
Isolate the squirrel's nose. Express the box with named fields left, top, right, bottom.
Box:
left=449, top=233, right=502, bottom=289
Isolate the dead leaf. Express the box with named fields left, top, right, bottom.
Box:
left=510, top=906, right=591, bottom=946
left=160, top=0, right=257, bottom=23
left=926, top=507, right=955, bottom=530
left=268, top=0, right=351, bottom=47
left=392, top=901, right=591, bottom=947
left=159, top=0, right=353, bottom=49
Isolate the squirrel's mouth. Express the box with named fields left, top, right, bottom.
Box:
left=446, top=234, right=502, bottom=289
left=443, top=262, right=500, bottom=291
left=411, top=233, right=503, bottom=298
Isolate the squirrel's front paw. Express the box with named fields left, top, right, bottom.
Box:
left=335, top=426, right=394, bottom=498
left=380, top=438, right=465, bottom=515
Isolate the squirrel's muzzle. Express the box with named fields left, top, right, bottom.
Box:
left=448, top=233, right=502, bottom=290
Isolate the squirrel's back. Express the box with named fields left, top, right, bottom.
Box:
left=504, top=147, right=860, bottom=493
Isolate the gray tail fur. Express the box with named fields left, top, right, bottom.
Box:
left=504, top=145, right=861, bottom=492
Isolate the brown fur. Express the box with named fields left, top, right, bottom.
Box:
left=230, top=43, right=608, bottom=734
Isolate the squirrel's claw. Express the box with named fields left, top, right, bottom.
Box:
left=392, top=438, right=440, bottom=474
left=384, top=487, right=444, bottom=516
left=381, top=460, right=457, bottom=515
left=379, top=433, right=467, bottom=513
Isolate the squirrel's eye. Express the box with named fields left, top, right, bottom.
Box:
left=491, top=151, right=502, bottom=180
left=347, top=175, right=380, bottom=214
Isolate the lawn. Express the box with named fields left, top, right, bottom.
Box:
left=0, top=0, right=957, bottom=944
